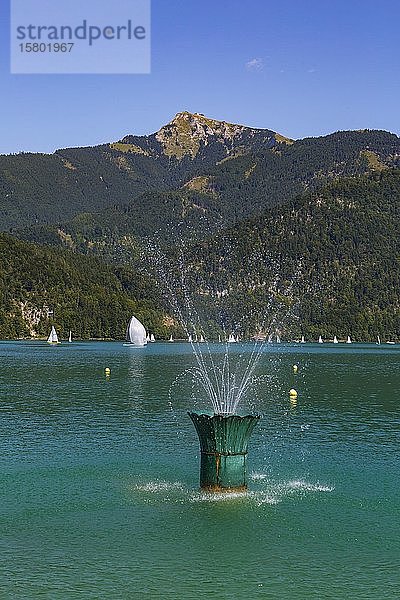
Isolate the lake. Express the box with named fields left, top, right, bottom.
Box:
left=0, top=341, right=399, bottom=599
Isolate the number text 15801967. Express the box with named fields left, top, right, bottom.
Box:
left=19, top=43, right=74, bottom=53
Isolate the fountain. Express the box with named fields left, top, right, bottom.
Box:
left=185, top=340, right=262, bottom=492
left=188, top=411, right=260, bottom=492
left=142, top=240, right=296, bottom=493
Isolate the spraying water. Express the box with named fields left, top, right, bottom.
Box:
left=142, top=239, right=301, bottom=416
left=187, top=338, right=265, bottom=415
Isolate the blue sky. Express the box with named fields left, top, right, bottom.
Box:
left=1, top=0, right=399, bottom=154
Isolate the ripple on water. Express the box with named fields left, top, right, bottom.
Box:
left=130, top=479, right=186, bottom=493
left=249, top=473, right=334, bottom=506
left=126, top=476, right=334, bottom=506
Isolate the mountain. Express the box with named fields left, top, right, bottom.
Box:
left=0, top=112, right=278, bottom=233
left=1, top=112, right=399, bottom=237
left=1, top=113, right=400, bottom=340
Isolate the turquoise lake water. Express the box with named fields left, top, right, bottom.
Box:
left=0, top=341, right=399, bottom=599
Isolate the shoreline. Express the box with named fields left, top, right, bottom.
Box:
left=0, top=338, right=398, bottom=345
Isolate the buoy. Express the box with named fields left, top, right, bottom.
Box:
left=105, top=367, right=111, bottom=376
left=293, top=364, right=298, bottom=373
left=289, top=388, right=298, bottom=398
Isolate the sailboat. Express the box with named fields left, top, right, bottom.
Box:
left=318, top=336, right=323, bottom=343
left=276, top=334, right=281, bottom=344
left=376, top=336, right=381, bottom=345
left=346, top=336, right=352, bottom=344
left=228, top=333, right=236, bottom=343
left=125, top=315, right=147, bottom=347
left=169, top=334, right=174, bottom=342
left=47, top=326, right=59, bottom=344
left=150, top=333, right=155, bottom=342
left=68, top=330, right=72, bottom=343
left=188, top=334, right=192, bottom=343
left=300, top=335, right=305, bottom=343
left=199, top=334, right=205, bottom=343
left=333, top=336, right=338, bottom=344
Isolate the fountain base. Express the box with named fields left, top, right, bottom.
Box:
left=188, top=412, right=260, bottom=492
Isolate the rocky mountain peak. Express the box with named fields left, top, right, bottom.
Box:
left=155, top=111, right=274, bottom=160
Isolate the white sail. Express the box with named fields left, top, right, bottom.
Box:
left=126, top=315, right=147, bottom=346
left=218, top=335, right=221, bottom=343
left=235, top=335, right=240, bottom=343
left=150, top=333, right=155, bottom=342
left=188, top=334, right=192, bottom=343
left=276, top=334, right=281, bottom=344
left=169, top=335, right=173, bottom=342
left=318, top=336, right=323, bottom=343
left=228, top=333, right=236, bottom=343
left=68, top=330, right=72, bottom=343
left=377, top=336, right=381, bottom=345
left=333, top=336, right=338, bottom=343
left=301, top=335, right=305, bottom=343
left=199, top=334, right=205, bottom=343
left=47, top=326, right=59, bottom=344
left=346, top=336, right=352, bottom=344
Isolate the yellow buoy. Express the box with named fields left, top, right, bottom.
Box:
left=293, top=364, right=298, bottom=373
left=289, top=388, right=298, bottom=398
left=105, top=367, right=111, bottom=376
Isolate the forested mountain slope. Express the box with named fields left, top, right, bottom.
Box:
left=180, top=169, right=400, bottom=340
left=1, top=114, right=399, bottom=340
left=1, top=113, right=399, bottom=235
left=0, top=234, right=168, bottom=339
